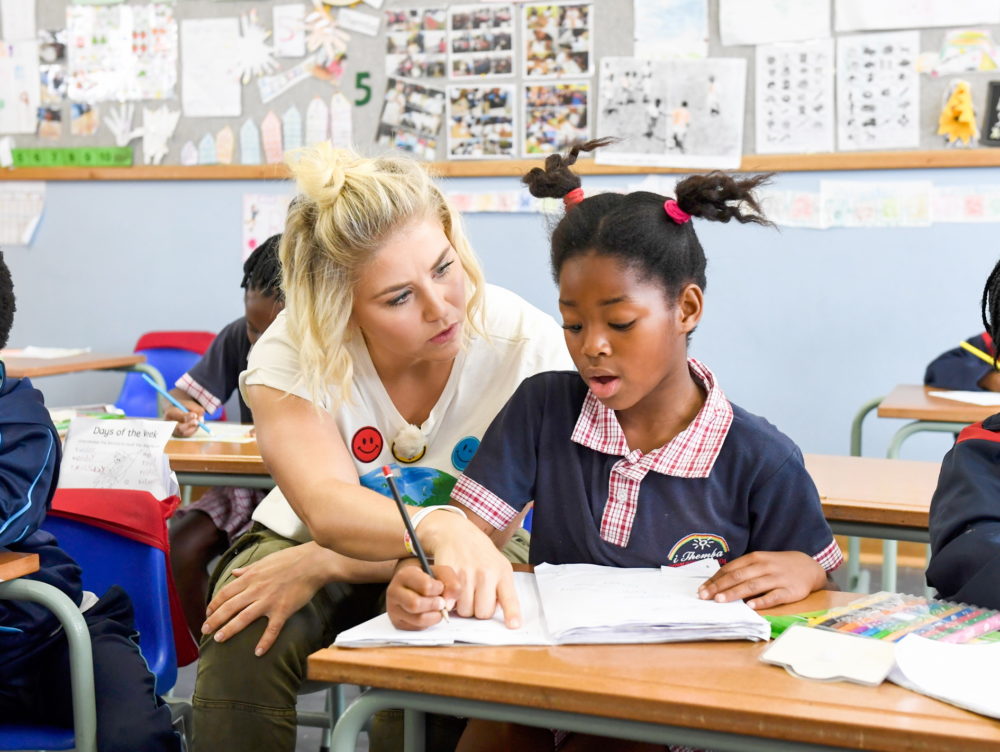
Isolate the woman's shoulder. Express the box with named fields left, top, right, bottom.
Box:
left=479, top=284, right=559, bottom=338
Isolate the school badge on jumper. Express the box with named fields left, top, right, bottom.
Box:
left=667, top=533, right=729, bottom=566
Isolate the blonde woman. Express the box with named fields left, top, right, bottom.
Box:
left=191, top=144, right=571, bottom=751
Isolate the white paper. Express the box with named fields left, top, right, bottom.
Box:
left=758, top=189, right=827, bottom=229
left=273, top=3, right=306, bottom=58
left=282, top=106, right=303, bottom=153
left=0, top=181, right=45, bottom=246
left=837, top=31, right=919, bottom=151
left=719, top=0, right=829, bottom=46
left=173, top=423, right=255, bottom=443
left=0, top=40, right=39, bottom=134
left=305, top=96, right=328, bottom=146
left=634, top=0, right=707, bottom=60
left=932, top=185, right=1000, bottom=223
left=242, top=193, right=293, bottom=260
left=240, top=118, right=261, bottom=165
left=59, top=418, right=177, bottom=500
left=180, top=140, right=198, bottom=166
left=820, top=180, right=931, bottom=228
left=181, top=18, right=242, bottom=117
left=890, top=635, right=1000, bottom=719
left=835, top=0, right=1000, bottom=32
left=755, top=39, right=834, bottom=154
left=928, top=390, right=1000, bottom=407
left=596, top=57, right=746, bottom=169
left=141, top=105, right=180, bottom=165
left=0, top=135, right=12, bottom=167
left=339, top=7, right=381, bottom=37
left=104, top=103, right=141, bottom=147
left=197, top=133, right=216, bottom=165
left=257, top=54, right=317, bottom=105
left=14, top=345, right=88, bottom=358
left=1, top=0, right=35, bottom=41
left=330, top=91, right=353, bottom=148
left=762, top=626, right=896, bottom=686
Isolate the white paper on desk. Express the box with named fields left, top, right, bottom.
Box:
left=719, top=0, right=829, bottom=46
left=173, top=423, right=255, bottom=443
left=761, top=625, right=895, bottom=686
left=59, top=418, right=178, bottom=499
left=928, top=390, right=1000, bottom=407
left=15, top=345, right=91, bottom=358
left=890, top=635, right=1000, bottom=719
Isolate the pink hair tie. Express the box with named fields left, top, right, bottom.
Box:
left=563, top=187, right=585, bottom=208
left=664, top=198, right=691, bottom=224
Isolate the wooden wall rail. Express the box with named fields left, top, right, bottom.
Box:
left=3, top=148, right=1000, bottom=181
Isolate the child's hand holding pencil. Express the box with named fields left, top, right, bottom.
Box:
left=387, top=559, right=460, bottom=630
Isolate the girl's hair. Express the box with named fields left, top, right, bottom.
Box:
left=981, top=258, right=1000, bottom=363
left=522, top=138, right=773, bottom=300
left=0, top=250, right=14, bottom=351
left=282, top=143, right=486, bottom=406
left=241, top=234, right=284, bottom=301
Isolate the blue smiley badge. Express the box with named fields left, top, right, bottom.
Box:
left=451, top=436, right=480, bottom=471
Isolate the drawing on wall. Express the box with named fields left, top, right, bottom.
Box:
left=448, top=3, right=514, bottom=78
left=524, top=81, right=588, bottom=155
left=377, top=77, right=445, bottom=160
left=305, top=2, right=349, bottom=82
left=385, top=7, right=448, bottom=80
left=447, top=84, right=515, bottom=158
left=0, top=40, right=40, bottom=135
left=596, top=57, right=746, bottom=168
left=755, top=39, right=835, bottom=154
left=836, top=31, right=919, bottom=150
left=523, top=3, right=592, bottom=78
left=634, top=0, right=707, bottom=60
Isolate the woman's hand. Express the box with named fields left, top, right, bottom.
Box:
left=164, top=405, right=204, bottom=438
left=697, top=550, right=827, bottom=610
left=386, top=559, right=460, bottom=630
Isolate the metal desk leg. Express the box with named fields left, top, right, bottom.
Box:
left=886, top=421, right=968, bottom=459
left=846, top=396, right=884, bottom=592
left=404, top=709, right=426, bottom=752
left=881, top=540, right=897, bottom=592
left=111, top=363, right=168, bottom=416
left=850, top=395, right=884, bottom=457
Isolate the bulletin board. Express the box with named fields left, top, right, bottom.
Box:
left=6, top=0, right=1000, bottom=180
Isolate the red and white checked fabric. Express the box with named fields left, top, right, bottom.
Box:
left=452, top=473, right=517, bottom=530
left=570, top=358, right=733, bottom=547
left=175, top=373, right=222, bottom=415
left=813, top=538, right=844, bottom=572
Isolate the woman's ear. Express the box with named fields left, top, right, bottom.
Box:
left=675, top=283, right=704, bottom=334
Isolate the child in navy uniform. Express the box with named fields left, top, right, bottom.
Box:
left=927, top=259, right=1000, bottom=609
left=387, top=141, right=841, bottom=751
left=166, top=235, right=284, bottom=636
left=924, top=331, right=1000, bottom=391
left=0, top=251, right=180, bottom=751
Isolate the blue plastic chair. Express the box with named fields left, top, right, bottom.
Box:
left=116, top=330, right=223, bottom=419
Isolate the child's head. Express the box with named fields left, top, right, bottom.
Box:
left=982, top=257, right=1000, bottom=352
left=281, top=144, right=485, bottom=403
left=0, top=251, right=13, bottom=350
left=522, top=139, right=771, bottom=410
left=241, top=234, right=285, bottom=346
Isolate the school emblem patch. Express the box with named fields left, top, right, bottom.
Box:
left=667, top=533, right=729, bottom=566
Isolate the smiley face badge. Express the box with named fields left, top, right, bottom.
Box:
left=351, top=426, right=384, bottom=464
left=451, top=436, right=480, bottom=471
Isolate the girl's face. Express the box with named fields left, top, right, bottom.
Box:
left=558, top=251, right=702, bottom=413
left=352, top=216, right=467, bottom=367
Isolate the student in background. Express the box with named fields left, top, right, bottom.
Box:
left=0, top=251, right=180, bottom=751
left=165, top=235, right=284, bottom=637
left=927, top=259, right=1000, bottom=609
left=924, top=331, right=1000, bottom=391
left=388, top=141, right=842, bottom=751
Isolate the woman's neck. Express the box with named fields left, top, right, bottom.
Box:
left=616, top=364, right=706, bottom=455
left=367, top=345, right=456, bottom=427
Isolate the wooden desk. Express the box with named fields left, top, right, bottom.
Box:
left=309, top=591, right=1000, bottom=752
left=0, top=552, right=39, bottom=580
left=878, top=385, right=999, bottom=424
left=166, top=434, right=273, bottom=489
left=4, top=352, right=145, bottom=379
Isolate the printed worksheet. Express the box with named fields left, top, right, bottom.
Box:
left=755, top=39, right=834, bottom=154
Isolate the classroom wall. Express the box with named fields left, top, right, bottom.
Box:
left=7, top=167, right=996, bottom=462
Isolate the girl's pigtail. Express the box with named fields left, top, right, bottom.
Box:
left=674, top=172, right=775, bottom=227
left=981, top=259, right=1000, bottom=363
left=521, top=137, right=617, bottom=201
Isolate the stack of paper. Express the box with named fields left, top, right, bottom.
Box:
left=334, top=560, right=770, bottom=648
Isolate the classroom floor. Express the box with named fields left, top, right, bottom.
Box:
left=169, top=559, right=926, bottom=752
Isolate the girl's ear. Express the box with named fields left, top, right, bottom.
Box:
left=675, top=283, right=704, bottom=334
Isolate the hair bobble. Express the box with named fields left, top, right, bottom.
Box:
left=664, top=198, right=691, bottom=224
left=563, top=187, right=585, bottom=208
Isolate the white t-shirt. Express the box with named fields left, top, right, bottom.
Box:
left=242, top=284, right=573, bottom=542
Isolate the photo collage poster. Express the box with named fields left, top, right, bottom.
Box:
left=523, top=3, right=593, bottom=78
left=447, top=84, right=515, bottom=158
left=449, top=4, right=514, bottom=79
left=377, top=76, right=446, bottom=160
left=524, top=82, right=589, bottom=155
left=385, top=7, right=449, bottom=81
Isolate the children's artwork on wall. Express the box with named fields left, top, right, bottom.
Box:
left=757, top=188, right=828, bottom=228
left=39, top=29, right=68, bottom=105
left=633, top=0, right=707, bottom=60
left=447, top=84, right=515, bottom=158
left=180, top=139, right=197, bottom=165
left=69, top=102, right=99, bottom=135
left=596, top=57, right=745, bottom=169
left=216, top=125, right=234, bottom=163
left=0, top=181, right=45, bottom=247
left=1, top=0, right=36, bottom=42
left=261, top=110, right=283, bottom=164
left=376, top=77, right=445, bottom=160
left=141, top=105, right=179, bottom=165
left=836, top=31, right=919, bottom=150
left=233, top=9, right=278, bottom=84
left=937, top=80, right=977, bottom=145
left=718, top=0, right=830, bottom=46
left=198, top=133, right=216, bottom=164
left=755, top=39, right=834, bottom=154
left=273, top=3, right=307, bottom=58
left=385, top=7, right=448, bottom=80
left=240, top=117, right=261, bottom=164
left=523, top=3, right=592, bottom=79
left=242, top=193, right=293, bottom=260
left=820, top=179, right=932, bottom=227
left=104, top=103, right=140, bottom=146
left=330, top=91, right=352, bottom=147
left=305, top=2, right=349, bottom=80
left=257, top=54, right=319, bottom=104
left=338, top=6, right=381, bottom=37
left=0, top=40, right=40, bottom=134
left=180, top=17, right=241, bottom=117
left=305, top=96, right=329, bottom=145
left=448, top=3, right=514, bottom=79
left=834, top=0, right=1000, bottom=33
left=523, top=81, right=588, bottom=156
left=282, top=105, right=303, bottom=152
left=918, top=29, right=1000, bottom=76
left=37, top=105, right=62, bottom=139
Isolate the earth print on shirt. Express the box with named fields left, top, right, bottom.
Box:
left=359, top=464, right=458, bottom=507
left=667, top=533, right=729, bottom=566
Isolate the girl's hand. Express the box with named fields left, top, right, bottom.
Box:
left=386, top=559, right=460, bottom=630
left=164, top=405, right=204, bottom=438
left=697, top=551, right=827, bottom=610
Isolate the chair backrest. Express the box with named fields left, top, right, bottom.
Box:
left=41, top=513, right=178, bottom=695
left=115, top=330, right=224, bottom=419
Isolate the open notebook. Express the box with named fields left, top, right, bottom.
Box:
left=335, top=560, right=771, bottom=648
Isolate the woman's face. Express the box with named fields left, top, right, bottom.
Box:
left=352, top=216, right=467, bottom=367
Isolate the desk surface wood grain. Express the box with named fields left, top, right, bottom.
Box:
left=878, top=385, right=999, bottom=423
left=3, top=353, right=145, bottom=378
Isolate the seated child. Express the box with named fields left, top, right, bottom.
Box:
left=386, top=140, right=842, bottom=751
left=0, top=251, right=181, bottom=751
left=927, top=259, right=1000, bottom=609
left=925, top=331, right=1000, bottom=391
left=166, top=235, right=284, bottom=636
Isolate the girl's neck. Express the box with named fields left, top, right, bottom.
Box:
left=615, top=363, right=706, bottom=455
left=366, top=343, right=456, bottom=427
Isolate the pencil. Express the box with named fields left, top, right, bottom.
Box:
left=140, top=372, right=212, bottom=435
left=382, top=465, right=450, bottom=624
left=959, top=340, right=999, bottom=369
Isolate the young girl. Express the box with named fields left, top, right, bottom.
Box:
left=387, top=140, right=842, bottom=751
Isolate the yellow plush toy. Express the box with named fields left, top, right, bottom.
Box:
left=938, top=80, right=978, bottom=145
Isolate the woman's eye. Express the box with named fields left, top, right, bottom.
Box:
left=388, top=290, right=411, bottom=307
left=434, top=260, right=455, bottom=277
left=609, top=320, right=636, bottom=331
